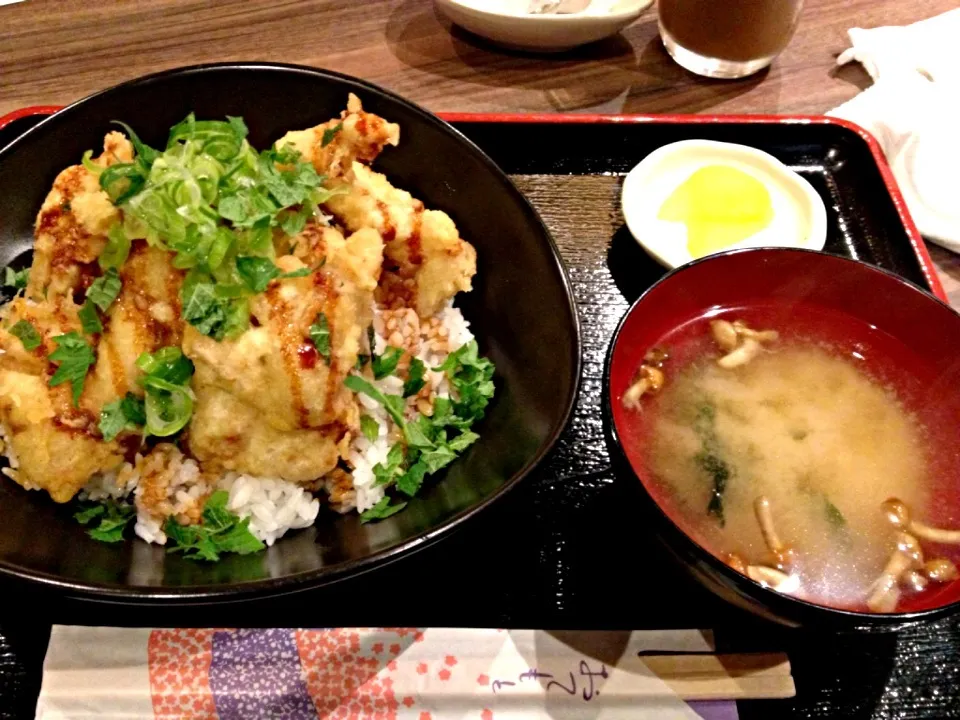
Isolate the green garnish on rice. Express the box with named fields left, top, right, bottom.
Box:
left=74, top=498, right=135, bottom=543
left=349, top=339, right=495, bottom=523
left=164, top=490, right=264, bottom=562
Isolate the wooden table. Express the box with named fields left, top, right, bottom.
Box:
left=2, top=0, right=958, bottom=304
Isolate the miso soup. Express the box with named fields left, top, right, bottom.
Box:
left=620, top=305, right=960, bottom=613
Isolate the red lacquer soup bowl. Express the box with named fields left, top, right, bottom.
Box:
left=607, top=248, right=960, bottom=629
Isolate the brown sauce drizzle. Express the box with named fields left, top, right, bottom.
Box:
left=71, top=261, right=99, bottom=305
left=52, top=409, right=98, bottom=439
left=164, top=261, right=185, bottom=339
left=104, top=332, right=127, bottom=399
left=266, top=282, right=309, bottom=428
left=117, top=433, right=143, bottom=461
left=407, top=211, right=423, bottom=266
left=377, top=200, right=397, bottom=243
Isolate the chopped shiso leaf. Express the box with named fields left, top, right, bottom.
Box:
left=48, top=332, right=96, bottom=406
left=344, top=375, right=406, bottom=427
left=434, top=340, right=495, bottom=424
left=373, top=443, right=405, bottom=487
left=309, top=312, right=331, bottom=363
left=73, top=499, right=135, bottom=543
left=9, top=319, right=41, bottom=351
left=403, top=358, right=427, bottom=398
left=86, top=268, right=122, bottom=312
left=164, top=490, right=265, bottom=561
left=98, top=392, right=146, bottom=441
left=78, top=300, right=103, bottom=335
left=321, top=123, right=343, bottom=148
left=236, top=255, right=282, bottom=293
left=360, top=415, right=379, bottom=442
left=3, top=267, right=29, bottom=291
left=360, top=496, right=407, bottom=523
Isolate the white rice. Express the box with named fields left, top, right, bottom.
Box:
left=218, top=473, right=319, bottom=547
left=1, top=302, right=474, bottom=551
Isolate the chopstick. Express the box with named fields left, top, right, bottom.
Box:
left=641, top=652, right=795, bottom=700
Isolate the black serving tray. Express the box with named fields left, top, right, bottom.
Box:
left=1, top=110, right=958, bottom=720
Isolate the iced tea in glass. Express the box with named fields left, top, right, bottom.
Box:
left=658, top=0, right=804, bottom=79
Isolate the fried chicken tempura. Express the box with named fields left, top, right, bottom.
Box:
left=279, top=95, right=477, bottom=317
left=327, top=163, right=476, bottom=317
left=275, top=93, right=399, bottom=182
left=28, top=132, right=132, bottom=302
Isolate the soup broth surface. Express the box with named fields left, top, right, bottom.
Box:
left=647, top=343, right=927, bottom=609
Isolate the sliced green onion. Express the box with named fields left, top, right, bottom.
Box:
left=99, top=224, right=132, bottom=270
left=143, top=377, right=194, bottom=437
left=81, top=149, right=103, bottom=175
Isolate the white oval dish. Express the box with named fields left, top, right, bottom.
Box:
left=621, top=140, right=828, bottom=270
left=433, top=0, right=653, bottom=52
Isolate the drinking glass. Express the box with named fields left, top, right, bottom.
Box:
left=658, top=0, right=804, bottom=79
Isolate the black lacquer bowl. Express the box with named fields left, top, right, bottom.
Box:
left=0, top=63, right=580, bottom=602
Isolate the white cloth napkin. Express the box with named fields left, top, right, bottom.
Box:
left=829, top=9, right=960, bottom=254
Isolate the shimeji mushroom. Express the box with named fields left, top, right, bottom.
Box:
left=900, top=570, right=930, bottom=593
left=710, top=319, right=779, bottom=369
left=622, top=349, right=669, bottom=410
left=726, top=553, right=748, bottom=574
left=882, top=497, right=960, bottom=544
left=710, top=320, right=739, bottom=352
left=740, top=496, right=801, bottom=595
left=924, top=558, right=959, bottom=583
left=717, top=338, right=763, bottom=369
left=622, top=365, right=665, bottom=409
left=754, top=496, right=796, bottom=572
left=732, top=320, right=779, bottom=344
left=877, top=499, right=960, bottom=598
left=746, top=565, right=801, bottom=594
left=867, top=542, right=915, bottom=613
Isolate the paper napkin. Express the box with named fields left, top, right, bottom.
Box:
left=34, top=627, right=781, bottom=719
left=829, top=8, right=960, bottom=254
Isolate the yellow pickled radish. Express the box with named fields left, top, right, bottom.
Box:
left=658, top=165, right=775, bottom=258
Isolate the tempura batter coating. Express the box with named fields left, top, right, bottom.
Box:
left=183, top=227, right=382, bottom=482
left=275, top=93, right=399, bottom=182
left=326, top=163, right=476, bottom=316
left=278, top=95, right=476, bottom=317
left=27, top=132, right=132, bottom=302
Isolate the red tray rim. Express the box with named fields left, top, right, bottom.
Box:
left=0, top=106, right=946, bottom=302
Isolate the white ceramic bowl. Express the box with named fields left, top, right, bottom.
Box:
left=621, top=140, right=829, bottom=269
left=434, top=0, right=652, bottom=52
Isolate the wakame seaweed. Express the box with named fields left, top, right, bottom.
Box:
left=693, top=402, right=730, bottom=526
